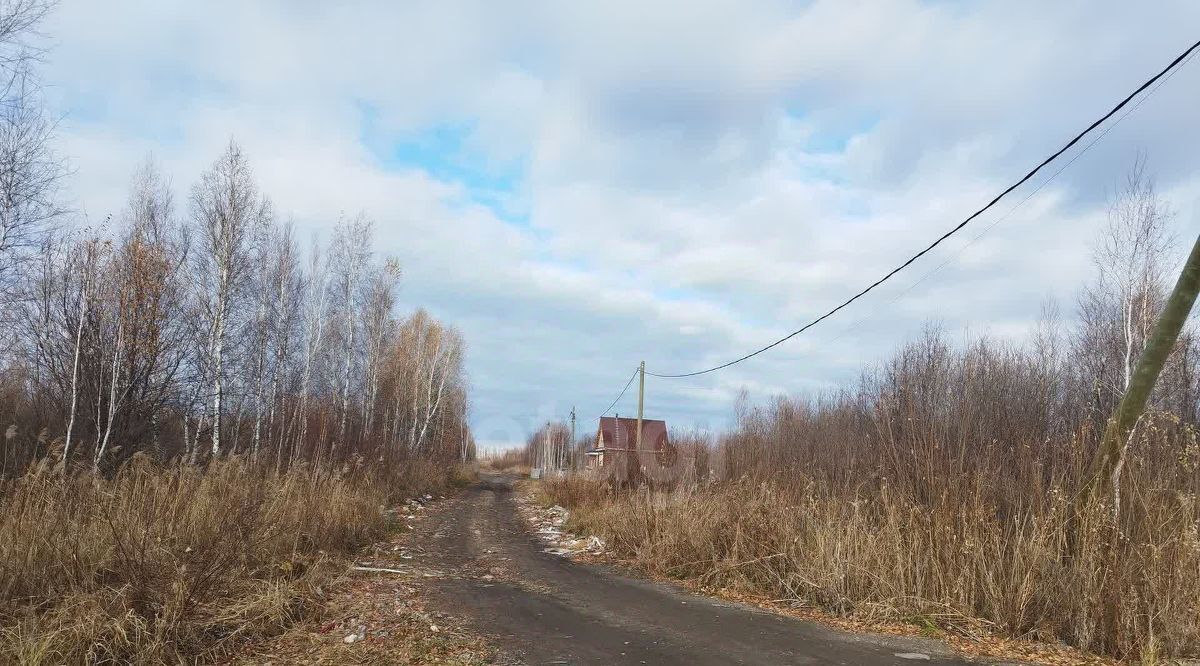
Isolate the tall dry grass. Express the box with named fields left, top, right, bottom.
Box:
left=0, top=456, right=463, bottom=664
left=551, top=473, right=1199, bottom=661
left=545, top=332, right=1200, bottom=662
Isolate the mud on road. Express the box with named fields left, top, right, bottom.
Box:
left=414, top=473, right=977, bottom=666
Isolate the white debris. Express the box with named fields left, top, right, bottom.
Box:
left=343, top=625, right=366, bottom=643
left=517, top=495, right=606, bottom=558
left=894, top=653, right=931, bottom=661
left=353, top=565, right=407, bottom=575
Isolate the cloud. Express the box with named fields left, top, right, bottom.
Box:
left=40, top=0, right=1200, bottom=438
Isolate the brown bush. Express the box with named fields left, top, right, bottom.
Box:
left=541, top=474, right=612, bottom=508
left=0, top=456, right=460, bottom=664
left=548, top=331, right=1200, bottom=662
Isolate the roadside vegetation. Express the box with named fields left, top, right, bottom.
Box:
left=540, top=166, right=1200, bottom=663
left=0, top=459, right=468, bottom=663
left=0, top=3, right=478, bottom=663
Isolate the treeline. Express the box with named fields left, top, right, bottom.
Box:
left=0, top=145, right=473, bottom=476
left=0, top=3, right=477, bottom=660
left=517, top=422, right=584, bottom=471
left=0, top=0, right=476, bottom=478
left=0, top=2, right=474, bottom=479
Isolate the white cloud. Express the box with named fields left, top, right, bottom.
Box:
left=39, top=0, right=1200, bottom=435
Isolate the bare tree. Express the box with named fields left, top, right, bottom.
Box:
left=292, top=236, right=329, bottom=463
left=329, top=214, right=371, bottom=458
left=61, top=236, right=102, bottom=464
left=0, top=0, right=62, bottom=300
left=397, top=311, right=465, bottom=456
left=190, top=141, right=269, bottom=458
left=262, top=222, right=301, bottom=468
left=120, top=160, right=189, bottom=457
left=86, top=161, right=189, bottom=470
left=361, top=256, right=400, bottom=439
left=1070, top=159, right=1199, bottom=518
left=1074, top=160, right=1177, bottom=415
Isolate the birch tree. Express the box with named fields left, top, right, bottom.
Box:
left=361, top=257, right=399, bottom=439
left=1102, top=163, right=1173, bottom=393
left=190, top=141, right=269, bottom=458
left=1075, top=161, right=1176, bottom=417
left=329, top=214, right=371, bottom=458
left=0, top=0, right=61, bottom=300
left=293, top=237, right=329, bottom=463
left=395, top=311, right=465, bottom=457
left=61, top=237, right=102, bottom=464
left=262, top=222, right=301, bottom=467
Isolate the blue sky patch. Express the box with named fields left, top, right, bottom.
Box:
left=356, top=102, right=530, bottom=225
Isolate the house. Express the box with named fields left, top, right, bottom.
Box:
left=586, top=416, right=672, bottom=483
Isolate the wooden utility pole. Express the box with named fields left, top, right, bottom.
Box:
left=1086, top=232, right=1200, bottom=502
left=569, top=406, right=576, bottom=471
left=635, top=361, right=645, bottom=451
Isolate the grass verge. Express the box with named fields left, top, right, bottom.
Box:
left=539, top=475, right=1199, bottom=664
left=0, top=456, right=470, bottom=664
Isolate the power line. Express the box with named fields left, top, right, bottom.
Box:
left=595, top=366, right=639, bottom=421
left=647, top=37, right=1200, bottom=379
left=821, top=46, right=1199, bottom=350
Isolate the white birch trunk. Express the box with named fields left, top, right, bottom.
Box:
left=62, top=272, right=90, bottom=464
left=337, top=299, right=354, bottom=455
left=416, top=338, right=450, bottom=454
left=95, top=317, right=124, bottom=472
left=296, top=268, right=329, bottom=462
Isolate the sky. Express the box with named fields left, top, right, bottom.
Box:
left=40, top=1, right=1200, bottom=449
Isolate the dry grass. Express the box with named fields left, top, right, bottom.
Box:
left=0, top=456, right=465, bottom=664
left=548, top=475, right=1199, bottom=662
left=543, top=332, right=1200, bottom=663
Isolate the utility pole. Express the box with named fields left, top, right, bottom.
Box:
left=569, top=406, right=576, bottom=471
left=1086, top=231, right=1200, bottom=503
left=635, top=361, right=645, bottom=452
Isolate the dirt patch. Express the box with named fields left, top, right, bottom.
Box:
left=234, top=493, right=503, bottom=665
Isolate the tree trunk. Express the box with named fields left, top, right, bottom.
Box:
left=62, top=275, right=89, bottom=465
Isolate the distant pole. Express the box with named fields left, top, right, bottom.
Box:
left=635, top=361, right=645, bottom=451
left=569, top=406, right=576, bottom=471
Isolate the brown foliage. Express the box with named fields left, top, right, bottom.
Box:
left=0, top=456, right=461, bottom=664
left=546, top=329, right=1200, bottom=662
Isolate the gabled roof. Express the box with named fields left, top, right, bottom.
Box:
left=597, top=416, right=667, bottom=429
left=595, top=416, right=669, bottom=452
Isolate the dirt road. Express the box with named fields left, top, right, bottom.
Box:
left=410, top=473, right=977, bottom=666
